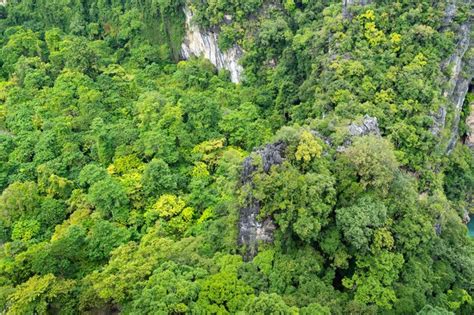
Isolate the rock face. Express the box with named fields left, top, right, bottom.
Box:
left=180, top=7, right=243, bottom=83
left=337, top=115, right=381, bottom=152
left=238, top=141, right=286, bottom=260
left=347, top=115, right=381, bottom=137
left=435, top=221, right=442, bottom=236
left=342, top=0, right=372, bottom=18
left=431, top=1, right=473, bottom=153
left=466, top=100, right=474, bottom=149
left=443, top=0, right=458, bottom=25
left=462, top=210, right=471, bottom=224
left=444, top=22, right=473, bottom=153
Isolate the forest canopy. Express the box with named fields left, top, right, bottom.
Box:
left=0, top=0, right=473, bottom=314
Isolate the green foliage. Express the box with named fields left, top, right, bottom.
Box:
left=195, top=255, right=254, bottom=313
left=340, top=135, right=399, bottom=193
left=250, top=160, right=336, bottom=242
left=343, top=249, right=404, bottom=310
left=85, top=219, right=131, bottom=262
left=145, top=194, right=194, bottom=234
left=294, top=130, right=322, bottom=163
left=127, top=261, right=205, bottom=314
left=219, top=101, right=272, bottom=150
left=443, top=144, right=474, bottom=203
left=417, top=305, right=453, bottom=315
left=5, top=274, right=75, bottom=315
left=336, top=195, right=387, bottom=251
left=245, top=292, right=297, bottom=314
left=87, top=177, right=129, bottom=223
left=0, top=181, right=40, bottom=227
left=141, top=158, right=177, bottom=198
left=11, top=219, right=40, bottom=242
left=0, top=0, right=472, bottom=314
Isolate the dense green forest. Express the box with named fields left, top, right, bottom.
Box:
left=0, top=0, right=473, bottom=314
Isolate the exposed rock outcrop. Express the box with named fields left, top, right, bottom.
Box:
left=445, top=22, right=472, bottom=153
left=180, top=7, right=243, bottom=83
left=342, top=0, right=372, bottom=18
left=462, top=209, right=471, bottom=224
left=348, top=115, right=381, bottom=137
left=238, top=141, right=286, bottom=260
left=435, top=221, right=442, bottom=236
left=431, top=1, right=473, bottom=154
left=443, top=0, right=458, bottom=25
left=465, top=100, right=474, bottom=149
left=337, top=115, right=381, bottom=152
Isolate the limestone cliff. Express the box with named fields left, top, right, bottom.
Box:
left=180, top=7, right=243, bottom=83
left=444, top=22, right=472, bottom=153
left=431, top=1, right=473, bottom=153
left=342, top=0, right=372, bottom=18
left=465, top=100, right=474, bottom=149
left=238, top=141, right=285, bottom=261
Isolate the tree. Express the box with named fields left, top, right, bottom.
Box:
left=417, top=305, right=453, bottom=315
left=127, top=261, right=205, bottom=314
left=251, top=161, right=336, bottom=242
left=86, top=219, right=131, bottom=262
left=81, top=235, right=205, bottom=310
left=300, top=303, right=331, bottom=315
left=0, top=28, right=43, bottom=76
left=294, top=130, right=322, bottom=163
left=194, top=255, right=254, bottom=313
left=87, top=178, right=129, bottom=223
left=141, top=158, right=177, bottom=198
left=19, top=225, right=87, bottom=277
left=244, top=293, right=297, bottom=314
left=6, top=274, right=75, bottom=315
left=0, top=0, right=472, bottom=313
left=0, top=181, right=40, bottom=227
left=78, top=164, right=109, bottom=188
left=11, top=219, right=40, bottom=241
left=219, top=102, right=271, bottom=150
left=340, top=135, right=398, bottom=193
left=342, top=250, right=404, bottom=310
left=336, top=195, right=387, bottom=251
left=145, top=194, right=194, bottom=234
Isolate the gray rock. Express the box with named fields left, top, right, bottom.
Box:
left=444, top=22, right=472, bottom=153
left=430, top=1, right=473, bottom=154
left=431, top=106, right=447, bottom=136
left=435, top=222, right=442, bottom=236
left=462, top=210, right=471, bottom=224
left=181, top=7, right=243, bottom=83
left=342, top=0, right=372, bottom=19
left=238, top=141, right=286, bottom=260
left=337, top=115, right=380, bottom=152
left=241, top=141, right=287, bottom=183
left=465, top=100, right=474, bottom=149
left=442, top=0, right=458, bottom=26
left=348, top=115, right=381, bottom=137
